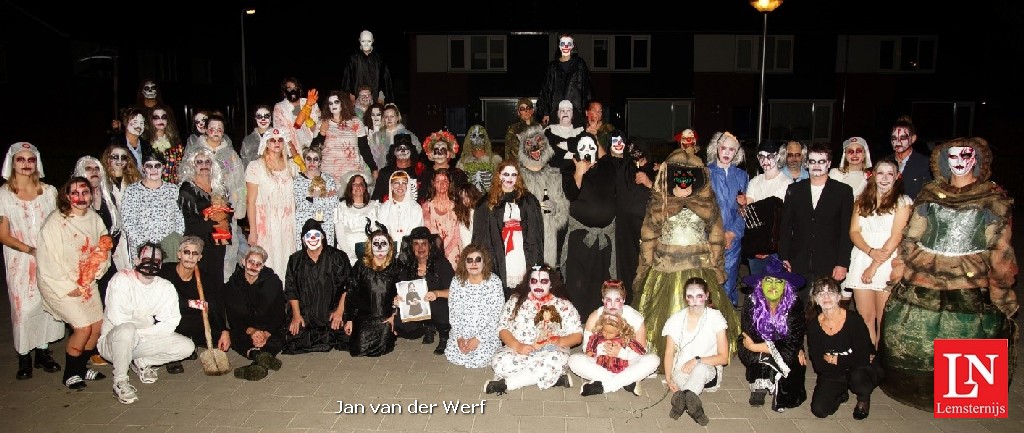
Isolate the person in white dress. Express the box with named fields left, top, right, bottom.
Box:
left=0, top=142, right=64, bottom=380
left=246, top=128, right=299, bottom=279
left=829, top=137, right=873, bottom=197
left=374, top=170, right=423, bottom=254
left=844, top=157, right=911, bottom=347
left=427, top=244, right=504, bottom=368
left=334, top=173, right=378, bottom=265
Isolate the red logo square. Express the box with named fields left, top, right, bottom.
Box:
left=934, top=339, right=1008, bottom=418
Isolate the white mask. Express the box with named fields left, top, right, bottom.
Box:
left=194, top=114, right=208, bottom=134
left=576, top=137, right=598, bottom=163
left=468, top=126, right=486, bottom=146
left=557, top=102, right=573, bottom=127
left=359, top=31, right=374, bottom=53
left=371, top=234, right=390, bottom=259
left=328, top=96, right=341, bottom=115
left=254, top=108, right=272, bottom=129
left=127, top=114, right=146, bottom=136
left=947, top=146, right=977, bottom=177
left=610, top=136, right=625, bottom=156
left=142, top=81, right=158, bottom=99
left=303, top=230, right=324, bottom=251
left=558, top=37, right=574, bottom=56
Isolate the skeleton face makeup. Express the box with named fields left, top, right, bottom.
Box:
left=383, top=109, right=399, bottom=128
left=206, top=120, right=225, bottom=143
left=468, top=125, right=486, bottom=147
left=68, top=181, right=92, bottom=212
left=430, top=142, right=450, bottom=163
left=143, top=160, right=164, bottom=181
left=499, top=165, right=518, bottom=192
left=576, top=137, right=598, bottom=163
left=357, top=90, right=372, bottom=107
left=142, top=81, right=158, bottom=99
left=757, top=151, right=779, bottom=172
left=359, top=31, right=374, bottom=53
left=394, top=144, right=412, bottom=160
left=303, top=229, right=324, bottom=251
left=127, top=114, right=146, bottom=136
left=806, top=152, right=831, bottom=178
left=370, top=108, right=383, bottom=130
left=151, top=109, right=168, bottom=131
left=371, top=234, right=390, bottom=259
left=947, top=146, right=977, bottom=177
left=193, top=113, right=208, bottom=134
left=328, top=95, right=341, bottom=115
left=254, top=108, right=272, bottom=129
left=558, top=37, right=574, bottom=56
left=874, top=162, right=897, bottom=194
left=529, top=270, right=552, bottom=298
left=890, top=126, right=913, bottom=154
left=684, top=285, right=707, bottom=308
left=610, top=135, right=625, bottom=156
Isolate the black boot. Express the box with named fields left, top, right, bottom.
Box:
left=433, top=328, right=449, bottom=355
left=62, top=352, right=87, bottom=390
left=421, top=324, right=436, bottom=345
left=16, top=354, right=32, bottom=380
left=33, top=348, right=61, bottom=373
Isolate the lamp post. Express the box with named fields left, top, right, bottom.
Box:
left=241, top=8, right=256, bottom=132
left=750, top=0, right=783, bottom=145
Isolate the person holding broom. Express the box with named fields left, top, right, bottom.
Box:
left=159, top=236, right=230, bottom=374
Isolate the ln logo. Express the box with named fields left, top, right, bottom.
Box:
left=933, top=339, right=1008, bottom=418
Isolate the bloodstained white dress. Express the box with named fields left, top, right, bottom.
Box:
left=37, top=210, right=110, bottom=327
left=489, top=295, right=582, bottom=389
left=0, top=186, right=65, bottom=354
left=246, top=159, right=298, bottom=280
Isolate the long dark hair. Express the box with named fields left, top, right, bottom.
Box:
left=856, top=157, right=904, bottom=217
left=683, top=277, right=713, bottom=308
left=454, top=182, right=480, bottom=228
left=510, top=264, right=569, bottom=320
left=57, top=176, right=93, bottom=215
left=343, top=174, right=370, bottom=206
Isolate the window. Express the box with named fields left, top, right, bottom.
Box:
left=768, top=100, right=833, bottom=143
left=625, top=99, right=692, bottom=142
left=878, top=36, right=937, bottom=72
left=449, top=35, right=506, bottom=72
left=736, top=35, right=794, bottom=72
left=592, top=35, right=650, bottom=71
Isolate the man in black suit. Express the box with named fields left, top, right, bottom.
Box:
left=887, top=116, right=932, bottom=200
left=778, top=143, right=854, bottom=303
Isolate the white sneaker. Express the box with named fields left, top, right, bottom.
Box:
left=130, top=361, right=158, bottom=384
left=113, top=380, right=138, bottom=404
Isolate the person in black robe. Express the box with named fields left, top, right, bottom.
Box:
left=536, top=33, right=592, bottom=127
left=282, top=219, right=352, bottom=354
left=395, top=227, right=453, bottom=354
left=607, top=132, right=654, bottom=304
left=159, top=236, right=228, bottom=374
left=341, top=30, right=394, bottom=104
left=371, top=134, right=423, bottom=202
left=344, top=221, right=401, bottom=357
left=224, top=246, right=287, bottom=381
left=561, top=132, right=617, bottom=319
left=178, top=149, right=227, bottom=291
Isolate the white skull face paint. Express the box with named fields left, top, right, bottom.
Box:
left=127, top=114, right=146, bottom=136
left=359, top=31, right=374, bottom=53
left=576, top=137, right=598, bottom=163
left=328, top=95, right=341, bottom=115
left=558, top=37, right=574, bottom=56
left=431, top=142, right=449, bottom=163
left=142, top=81, right=158, bottom=99
left=206, top=120, right=225, bottom=142
left=303, top=230, right=323, bottom=251
left=469, top=125, right=485, bottom=146
left=394, top=144, right=412, bottom=160
left=947, top=146, right=977, bottom=177
left=610, top=136, right=625, bottom=156
left=529, top=270, right=552, bottom=298
left=499, top=165, right=518, bottom=191
left=371, top=234, right=390, bottom=258
left=254, top=108, right=272, bottom=129
left=151, top=109, right=168, bottom=131
left=194, top=113, right=208, bottom=134
left=142, top=160, right=164, bottom=181
left=806, top=152, right=831, bottom=178
left=370, top=108, right=383, bottom=130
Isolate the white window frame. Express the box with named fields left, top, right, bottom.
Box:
left=447, top=35, right=507, bottom=72
left=591, top=35, right=650, bottom=72
left=736, top=35, right=794, bottom=73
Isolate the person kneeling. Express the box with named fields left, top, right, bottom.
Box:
left=224, top=246, right=286, bottom=380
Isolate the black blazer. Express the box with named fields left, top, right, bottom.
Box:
left=778, top=179, right=854, bottom=279
left=892, top=151, right=932, bottom=200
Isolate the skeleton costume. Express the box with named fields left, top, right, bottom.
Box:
left=880, top=137, right=1018, bottom=411
left=457, top=125, right=502, bottom=193
left=631, top=147, right=739, bottom=359
left=828, top=137, right=873, bottom=197
left=543, top=101, right=584, bottom=172
left=341, top=30, right=394, bottom=104
left=283, top=219, right=352, bottom=354
left=516, top=125, right=569, bottom=266
left=560, top=134, right=616, bottom=319
left=706, top=132, right=749, bottom=306
left=344, top=222, right=401, bottom=357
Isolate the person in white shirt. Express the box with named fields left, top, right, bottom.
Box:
left=374, top=170, right=423, bottom=253
left=98, top=243, right=195, bottom=405
left=739, top=141, right=793, bottom=277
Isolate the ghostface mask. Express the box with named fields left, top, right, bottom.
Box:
left=576, top=136, right=598, bottom=163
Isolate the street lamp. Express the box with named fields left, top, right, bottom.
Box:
left=750, top=0, right=783, bottom=145
left=241, top=8, right=256, bottom=131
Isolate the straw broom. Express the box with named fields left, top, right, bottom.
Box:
left=195, top=270, right=231, bottom=375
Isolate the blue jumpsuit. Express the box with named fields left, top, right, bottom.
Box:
left=707, top=163, right=748, bottom=305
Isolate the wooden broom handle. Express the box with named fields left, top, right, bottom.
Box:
left=194, top=270, right=215, bottom=350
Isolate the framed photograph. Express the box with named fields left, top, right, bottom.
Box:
left=398, top=279, right=431, bottom=322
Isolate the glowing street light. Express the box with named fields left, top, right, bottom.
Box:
left=750, top=0, right=783, bottom=145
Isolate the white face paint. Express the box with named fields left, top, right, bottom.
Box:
left=806, top=151, right=831, bottom=178
left=558, top=37, right=574, bottom=56
left=468, top=126, right=485, bottom=146
left=529, top=270, right=552, bottom=298
left=430, top=142, right=449, bottom=163
left=206, top=120, right=225, bottom=143
left=602, top=291, right=625, bottom=316
left=464, top=252, right=484, bottom=277
left=303, top=230, right=324, bottom=251
left=394, top=144, right=412, bottom=160
left=371, top=234, right=390, bottom=259
left=576, top=137, right=598, bottom=163
left=328, top=96, right=341, bottom=115
left=684, top=285, right=707, bottom=308
left=717, top=140, right=738, bottom=165
left=757, top=151, right=779, bottom=172
left=194, top=113, right=208, bottom=134
left=947, top=146, right=977, bottom=177
left=558, top=105, right=573, bottom=127
left=499, top=165, right=518, bottom=192
left=127, top=114, right=146, bottom=136
left=359, top=31, right=374, bottom=53
left=610, top=136, right=625, bottom=156
left=13, top=150, right=37, bottom=176
left=890, top=126, right=912, bottom=154
left=109, top=150, right=129, bottom=171
left=151, top=109, right=168, bottom=131
left=82, top=161, right=102, bottom=186
left=142, top=81, right=158, bottom=99
left=370, top=108, right=383, bottom=130
left=844, top=142, right=866, bottom=166
left=142, top=160, right=164, bottom=181
left=254, top=108, right=272, bottom=129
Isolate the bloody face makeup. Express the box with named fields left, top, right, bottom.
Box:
left=757, top=151, right=779, bottom=172
left=529, top=270, right=552, bottom=298
left=890, top=126, right=913, bottom=154
left=525, top=134, right=545, bottom=161
left=13, top=150, right=37, bottom=176
left=254, top=108, right=272, bottom=129
left=432, top=172, right=450, bottom=195
left=947, top=146, right=977, bottom=177
left=586, top=103, right=603, bottom=124
left=371, top=234, right=390, bottom=259
left=68, top=181, right=92, bottom=211
left=206, top=120, right=225, bottom=143
left=844, top=143, right=865, bottom=166
left=602, top=291, right=625, bottom=316
left=499, top=165, right=518, bottom=192
left=127, top=114, right=146, bottom=136
left=151, top=109, right=168, bottom=131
